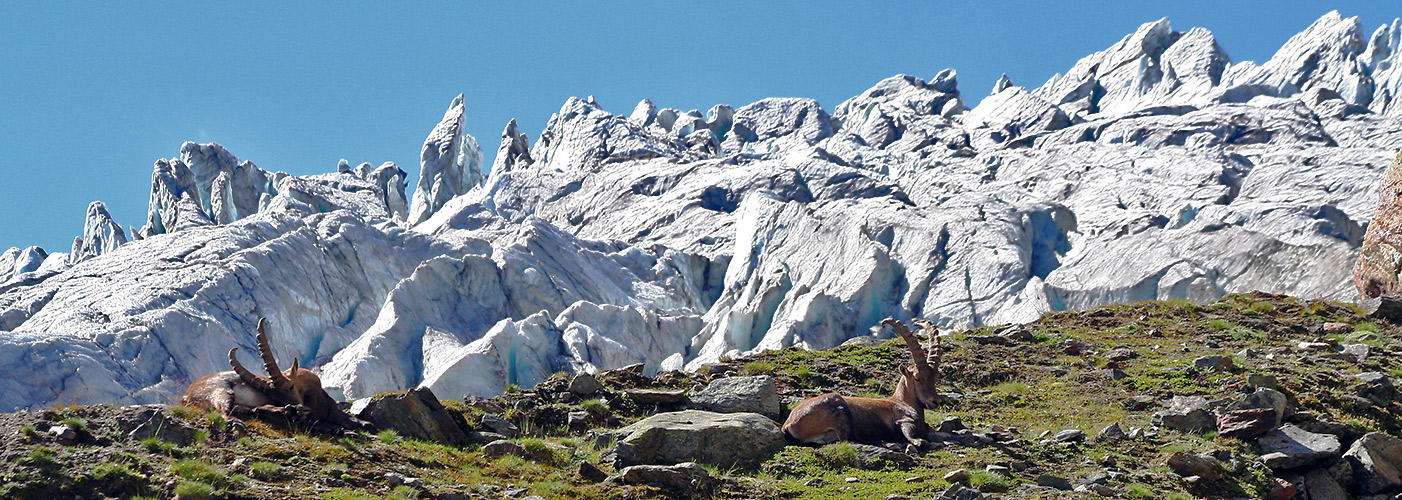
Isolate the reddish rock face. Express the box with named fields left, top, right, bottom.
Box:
left=1355, top=151, right=1402, bottom=299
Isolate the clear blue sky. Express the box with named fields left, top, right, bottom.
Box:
left=1, top=2, right=1396, bottom=254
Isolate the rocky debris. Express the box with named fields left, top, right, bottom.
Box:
left=1344, top=431, right=1402, bottom=494
left=1247, top=373, right=1282, bottom=391
left=567, top=373, right=603, bottom=396
left=1355, top=372, right=1399, bottom=405
left=1168, top=452, right=1232, bottom=493
left=385, top=472, right=422, bottom=487
left=686, top=375, right=781, bottom=420
left=1042, top=429, right=1085, bottom=444
left=1122, top=395, right=1157, bottom=411
left=1226, top=387, right=1290, bottom=427
left=613, top=462, right=711, bottom=490
left=1258, top=424, right=1342, bottom=470
left=624, top=388, right=688, bottom=405
left=1095, top=422, right=1126, bottom=441
left=1152, top=395, right=1216, bottom=433
left=848, top=443, right=914, bottom=468
left=480, top=413, right=519, bottom=438
left=603, top=410, right=785, bottom=468
left=1303, top=467, right=1350, bottom=500
left=1266, top=477, right=1298, bottom=500
left=1193, top=355, right=1235, bottom=372
left=483, top=439, right=528, bottom=459
left=1105, top=348, right=1138, bottom=362
left=943, top=468, right=970, bottom=484
left=1036, top=474, right=1073, bottom=491
left=577, top=461, right=608, bottom=482
left=1360, top=296, right=1402, bottom=322
left=353, top=388, right=468, bottom=445
left=936, top=416, right=968, bottom=433
left=1056, top=339, right=1094, bottom=355
left=128, top=408, right=200, bottom=446
left=939, top=484, right=984, bottom=500
left=1215, top=408, right=1278, bottom=439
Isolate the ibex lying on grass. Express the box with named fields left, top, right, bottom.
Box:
left=782, top=318, right=943, bottom=453
left=182, top=318, right=372, bottom=430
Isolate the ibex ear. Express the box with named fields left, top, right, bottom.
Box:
left=902, top=365, right=917, bottom=378
left=290, top=357, right=299, bottom=374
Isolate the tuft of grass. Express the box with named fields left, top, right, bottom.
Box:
left=578, top=398, right=608, bottom=413
left=171, top=460, right=229, bottom=488
left=24, top=447, right=59, bottom=469
left=1355, top=321, right=1380, bottom=333
left=377, top=429, right=402, bottom=444
left=248, top=461, right=282, bottom=481
left=1125, top=483, right=1156, bottom=499
left=168, top=405, right=197, bottom=420
left=88, top=462, right=141, bottom=483
left=1205, top=318, right=1233, bottom=330
left=140, top=437, right=179, bottom=455
left=519, top=437, right=565, bottom=464
left=19, top=425, right=37, bottom=438
left=204, top=411, right=228, bottom=431
left=172, top=481, right=216, bottom=500
left=742, top=360, right=777, bottom=373
left=969, top=471, right=1018, bottom=493
left=815, top=442, right=861, bottom=469
left=58, top=417, right=87, bottom=430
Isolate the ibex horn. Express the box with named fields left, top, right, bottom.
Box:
left=229, top=348, right=275, bottom=391
left=255, top=318, right=292, bottom=390
left=882, top=317, right=931, bottom=374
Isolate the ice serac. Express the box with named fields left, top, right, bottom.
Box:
left=68, top=201, right=127, bottom=265
left=408, top=94, right=485, bottom=226
left=8, top=11, right=1402, bottom=411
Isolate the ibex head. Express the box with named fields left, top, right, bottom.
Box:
left=228, top=318, right=371, bottom=430
left=882, top=317, right=943, bottom=410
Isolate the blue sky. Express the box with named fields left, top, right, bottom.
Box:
left=1, top=2, right=1397, bottom=253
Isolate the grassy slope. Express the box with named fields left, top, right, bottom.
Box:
left=1, top=293, right=1398, bottom=499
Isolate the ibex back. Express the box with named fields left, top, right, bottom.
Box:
left=782, top=318, right=943, bottom=452
left=182, top=318, right=371, bottom=430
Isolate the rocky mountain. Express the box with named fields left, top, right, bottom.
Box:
left=2, top=11, right=1400, bottom=411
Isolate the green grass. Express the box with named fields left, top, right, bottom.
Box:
left=1125, top=483, right=1156, bottom=499
left=171, top=460, right=230, bottom=489
left=968, top=471, right=1018, bottom=493
left=139, top=437, right=180, bottom=455
left=814, top=442, right=860, bottom=469
left=24, top=447, right=59, bottom=469
left=579, top=398, right=608, bottom=412
left=377, top=429, right=402, bottom=444
left=58, top=417, right=87, bottom=430
left=172, top=481, right=216, bottom=500
left=742, top=360, right=777, bottom=373
left=19, top=424, right=37, bottom=438
left=248, top=461, right=282, bottom=480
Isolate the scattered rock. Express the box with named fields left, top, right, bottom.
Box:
left=567, top=373, right=603, bottom=396
left=1226, top=387, right=1289, bottom=427
left=1298, top=341, right=1334, bottom=351
left=850, top=443, right=914, bottom=467
left=936, top=416, right=967, bottom=432
left=615, top=462, right=710, bottom=490
left=1057, top=339, right=1093, bottom=355
left=996, top=324, right=1036, bottom=342
left=1322, top=322, right=1351, bottom=333
left=1095, top=423, right=1125, bottom=441
left=385, top=472, right=422, bottom=487
left=1075, top=484, right=1116, bottom=496
left=1344, top=431, right=1402, bottom=494
left=128, top=408, right=199, bottom=446
left=1302, top=468, right=1348, bottom=500
left=480, top=413, right=519, bottom=438
left=1167, top=452, right=1230, bottom=484
left=940, top=484, right=983, bottom=500
left=1106, top=348, right=1138, bottom=362
left=1215, top=408, right=1278, bottom=439
left=687, top=375, right=781, bottom=420
left=1043, top=429, right=1084, bottom=444
left=1036, top=474, right=1073, bottom=491
left=1258, top=424, right=1342, bottom=470
left=568, top=411, right=591, bottom=430
left=605, top=410, right=785, bottom=468
left=483, top=439, right=528, bottom=459
left=1360, top=296, right=1402, bottom=322
left=1247, top=373, right=1281, bottom=391
left=577, top=461, right=608, bottom=482
left=48, top=424, right=78, bottom=442
left=943, top=468, right=970, bottom=484
left=1341, top=343, right=1371, bottom=362
left=1265, top=477, right=1297, bottom=500
left=355, top=387, right=468, bottom=445
left=1152, top=395, right=1216, bottom=433
left=1355, top=372, right=1399, bottom=405
left=1122, top=395, right=1156, bottom=411
left=624, top=388, right=687, bottom=405
left=1193, top=355, right=1235, bottom=373
left=984, top=464, right=1010, bottom=475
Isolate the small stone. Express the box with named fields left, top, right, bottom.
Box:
left=943, top=468, right=970, bottom=483
left=578, top=461, right=608, bottom=482
left=385, top=472, right=422, bottom=486
left=1080, top=470, right=1110, bottom=485
left=1322, top=322, right=1351, bottom=333
left=483, top=439, right=528, bottom=458
left=803, top=478, right=823, bottom=487
left=1121, top=395, right=1156, bottom=411
left=1193, top=355, right=1235, bottom=373
left=1246, top=373, right=1280, bottom=391
left=1342, top=343, right=1371, bottom=362
left=1036, top=474, right=1073, bottom=490
left=1086, top=484, right=1116, bottom=496
left=620, top=362, right=646, bottom=375
left=1106, top=348, right=1137, bottom=362
left=481, top=413, right=519, bottom=438
left=1152, top=395, right=1216, bottom=433
left=230, top=457, right=248, bottom=469
left=568, top=411, right=590, bottom=429
left=904, top=476, right=925, bottom=483
left=1265, top=477, right=1297, bottom=500
left=1096, top=422, right=1126, bottom=441
left=502, top=487, right=528, bottom=498
left=884, top=495, right=910, bottom=500
left=1215, top=408, right=1277, bottom=439
left=845, top=476, right=860, bottom=483
left=937, top=416, right=967, bottom=432
left=972, top=335, right=1011, bottom=346
left=1044, top=429, right=1084, bottom=444
left=567, top=373, right=603, bottom=396
left=623, top=388, right=687, bottom=404
left=48, top=424, right=77, bottom=441
left=984, top=464, right=1010, bottom=475
left=1298, top=341, right=1333, bottom=351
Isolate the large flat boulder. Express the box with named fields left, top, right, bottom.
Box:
left=604, top=410, right=784, bottom=468
left=1258, top=424, right=1342, bottom=470
left=687, top=375, right=781, bottom=420
left=353, top=387, right=468, bottom=445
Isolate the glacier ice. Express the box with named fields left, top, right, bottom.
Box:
left=4, top=12, right=1402, bottom=410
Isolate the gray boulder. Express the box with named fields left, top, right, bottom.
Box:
left=604, top=410, right=785, bottom=468
left=687, top=375, right=781, bottom=420
left=1152, top=395, right=1216, bottom=433
left=1345, top=431, right=1402, bottom=494
left=353, top=387, right=468, bottom=445
left=1226, top=387, right=1289, bottom=427
left=615, top=462, right=711, bottom=490
left=1257, top=424, right=1342, bottom=470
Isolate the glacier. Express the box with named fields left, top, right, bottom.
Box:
left=2, top=11, right=1402, bottom=410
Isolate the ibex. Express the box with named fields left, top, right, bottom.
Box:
left=782, top=317, right=943, bottom=453
left=182, top=318, right=372, bottom=430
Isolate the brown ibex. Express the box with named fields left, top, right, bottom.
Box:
left=182, top=318, right=372, bottom=430
left=782, top=317, right=943, bottom=452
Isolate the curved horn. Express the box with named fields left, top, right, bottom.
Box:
left=229, top=348, right=275, bottom=391
left=882, top=317, right=931, bottom=373
left=255, top=318, right=292, bottom=390
left=913, top=318, right=942, bottom=382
